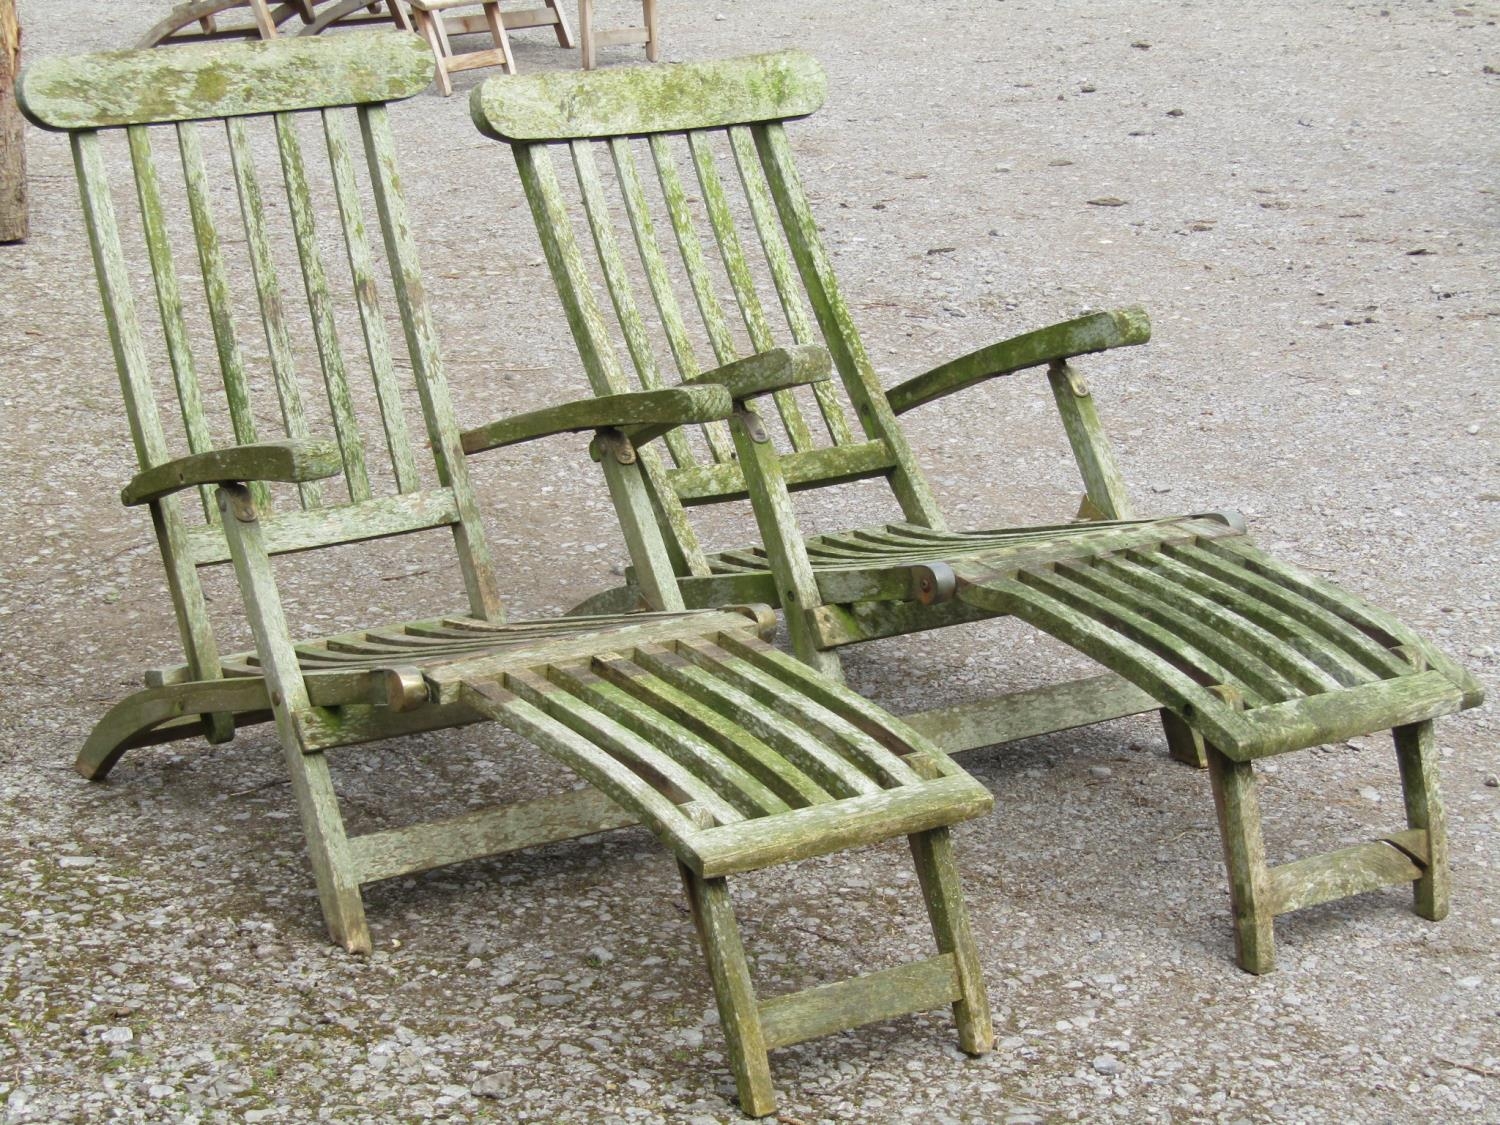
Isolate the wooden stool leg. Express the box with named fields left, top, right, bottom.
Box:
left=546, top=0, right=575, bottom=47
left=1394, top=720, right=1448, bottom=921
left=282, top=742, right=371, bottom=954
left=387, top=0, right=413, bottom=31
left=1206, top=744, right=1276, bottom=973
left=482, top=2, right=516, bottom=74
left=679, top=864, right=776, bottom=1117
left=251, top=0, right=279, bottom=37
left=643, top=0, right=658, bottom=61
left=1161, top=708, right=1209, bottom=769
left=413, top=8, right=453, bottom=96
left=578, top=0, right=596, bottom=69
left=909, top=827, right=994, bottom=1055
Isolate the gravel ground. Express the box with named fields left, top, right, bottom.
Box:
left=2, top=1, right=1498, bottom=1122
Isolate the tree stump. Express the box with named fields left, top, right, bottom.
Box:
left=1, top=0, right=26, bottom=244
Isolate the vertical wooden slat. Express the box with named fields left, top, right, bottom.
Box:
left=648, top=133, right=738, bottom=463
left=275, top=111, right=370, bottom=501
left=321, top=108, right=421, bottom=494
left=569, top=139, right=692, bottom=468
left=752, top=123, right=946, bottom=527
left=73, top=130, right=224, bottom=688
left=177, top=120, right=267, bottom=512
left=610, top=136, right=736, bottom=466
left=359, top=103, right=504, bottom=621
left=127, top=124, right=217, bottom=522
left=688, top=130, right=815, bottom=453
left=225, top=116, right=323, bottom=509
left=729, top=125, right=854, bottom=447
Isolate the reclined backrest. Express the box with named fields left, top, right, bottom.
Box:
left=20, top=32, right=505, bottom=687
left=472, top=51, right=949, bottom=576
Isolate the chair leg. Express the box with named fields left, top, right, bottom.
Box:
left=679, top=864, right=777, bottom=1117
left=250, top=0, right=279, bottom=37
left=412, top=8, right=453, bottom=96
left=282, top=739, right=371, bottom=954
left=1160, top=707, right=1209, bottom=769
left=1205, top=744, right=1276, bottom=973
left=642, top=0, right=658, bottom=61
left=1394, top=720, right=1448, bottom=921
left=909, top=827, right=994, bottom=1055
left=545, top=0, right=575, bottom=47
left=482, top=2, right=517, bottom=74
left=578, top=0, right=596, bottom=70
left=387, top=0, right=413, bottom=32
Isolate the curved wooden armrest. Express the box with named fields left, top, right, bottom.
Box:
left=684, top=345, right=832, bottom=401
left=460, top=385, right=734, bottom=456
left=121, top=440, right=343, bottom=506
left=886, top=307, right=1151, bottom=415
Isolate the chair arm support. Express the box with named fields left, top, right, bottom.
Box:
left=886, top=307, right=1151, bottom=415
left=121, top=440, right=343, bottom=506
left=460, top=385, right=734, bottom=456
left=684, top=345, right=832, bottom=401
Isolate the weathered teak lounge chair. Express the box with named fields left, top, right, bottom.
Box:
left=470, top=52, right=1484, bottom=974
left=19, top=34, right=995, bottom=1113
left=408, top=0, right=574, bottom=95
left=137, top=0, right=411, bottom=48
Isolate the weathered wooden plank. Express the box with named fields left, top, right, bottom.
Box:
left=669, top=438, right=895, bottom=503
left=1047, top=360, right=1135, bottom=520
left=678, top=867, right=775, bottom=1117
left=752, top=121, right=947, bottom=526
left=758, top=954, right=960, bottom=1050
left=1266, top=833, right=1426, bottom=917
left=1230, top=671, right=1462, bottom=761
left=1205, top=742, right=1275, bottom=974
left=885, top=308, right=1151, bottom=415
left=684, top=344, right=831, bottom=401
left=122, top=439, right=342, bottom=506
left=728, top=124, right=855, bottom=445
left=909, top=828, right=993, bottom=1054
left=227, top=116, right=324, bottom=509
left=18, top=31, right=434, bottom=131
left=691, top=774, right=992, bottom=879
left=460, top=386, right=732, bottom=453
left=349, top=785, right=640, bottom=883
left=276, top=112, right=370, bottom=501
left=185, top=486, right=460, bottom=564
left=1394, top=720, right=1447, bottom=920
left=321, top=108, right=421, bottom=493
left=471, top=49, right=826, bottom=141
left=1, top=0, right=27, bottom=243
left=359, top=102, right=505, bottom=620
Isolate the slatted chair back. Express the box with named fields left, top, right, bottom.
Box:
left=20, top=32, right=505, bottom=693
left=472, top=52, right=949, bottom=578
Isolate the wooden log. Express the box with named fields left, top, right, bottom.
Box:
left=0, top=0, right=24, bottom=243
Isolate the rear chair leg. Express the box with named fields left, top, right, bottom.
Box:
left=678, top=864, right=776, bottom=1117
left=1205, top=744, right=1276, bottom=974
left=909, top=827, right=994, bottom=1054
left=1394, top=720, right=1448, bottom=921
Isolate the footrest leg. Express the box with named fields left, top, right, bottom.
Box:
left=910, top=826, right=994, bottom=1054
left=1206, top=745, right=1276, bottom=974
left=1395, top=719, right=1448, bottom=921
left=1161, top=707, right=1209, bottom=770
left=679, top=864, right=776, bottom=1117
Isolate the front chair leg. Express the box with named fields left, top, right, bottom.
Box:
left=1394, top=719, right=1448, bottom=921
left=283, top=738, right=372, bottom=954
left=679, top=864, right=776, bottom=1117
left=1205, top=744, right=1276, bottom=973
left=909, top=827, right=994, bottom=1054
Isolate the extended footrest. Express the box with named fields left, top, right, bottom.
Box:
left=950, top=520, right=1478, bottom=974
left=454, top=625, right=994, bottom=1115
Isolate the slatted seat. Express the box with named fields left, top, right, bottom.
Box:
left=20, top=32, right=996, bottom=1115
left=471, top=52, right=1484, bottom=974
